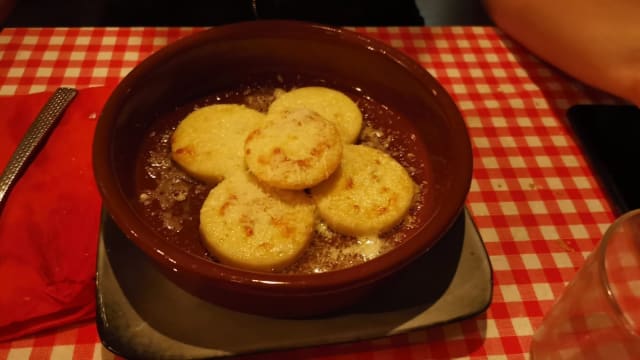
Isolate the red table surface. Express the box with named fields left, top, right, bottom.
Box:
left=0, top=26, right=622, bottom=359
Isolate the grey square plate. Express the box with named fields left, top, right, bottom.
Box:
left=96, top=208, right=492, bottom=359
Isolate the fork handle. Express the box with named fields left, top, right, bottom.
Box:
left=0, top=87, right=78, bottom=211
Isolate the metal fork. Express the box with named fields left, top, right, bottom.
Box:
left=0, top=87, right=78, bottom=212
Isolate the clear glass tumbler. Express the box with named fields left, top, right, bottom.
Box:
left=530, top=209, right=640, bottom=359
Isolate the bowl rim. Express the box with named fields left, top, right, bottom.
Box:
left=93, top=20, right=473, bottom=294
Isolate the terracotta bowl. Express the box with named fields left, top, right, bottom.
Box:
left=93, top=20, right=472, bottom=317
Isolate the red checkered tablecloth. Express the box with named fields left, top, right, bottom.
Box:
left=0, top=26, right=622, bottom=359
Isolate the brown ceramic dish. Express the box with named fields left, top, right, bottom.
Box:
left=93, top=20, right=473, bottom=317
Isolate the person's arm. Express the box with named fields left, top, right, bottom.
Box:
left=484, top=0, right=640, bottom=105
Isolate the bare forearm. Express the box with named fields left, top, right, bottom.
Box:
left=484, top=0, right=640, bottom=105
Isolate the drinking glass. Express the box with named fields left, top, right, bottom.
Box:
left=530, top=209, right=640, bottom=359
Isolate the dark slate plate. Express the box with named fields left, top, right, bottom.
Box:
left=96, top=208, right=492, bottom=359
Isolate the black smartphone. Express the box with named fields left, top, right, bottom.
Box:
left=566, top=105, right=640, bottom=216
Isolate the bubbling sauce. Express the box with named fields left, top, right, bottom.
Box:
left=134, top=74, right=430, bottom=274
